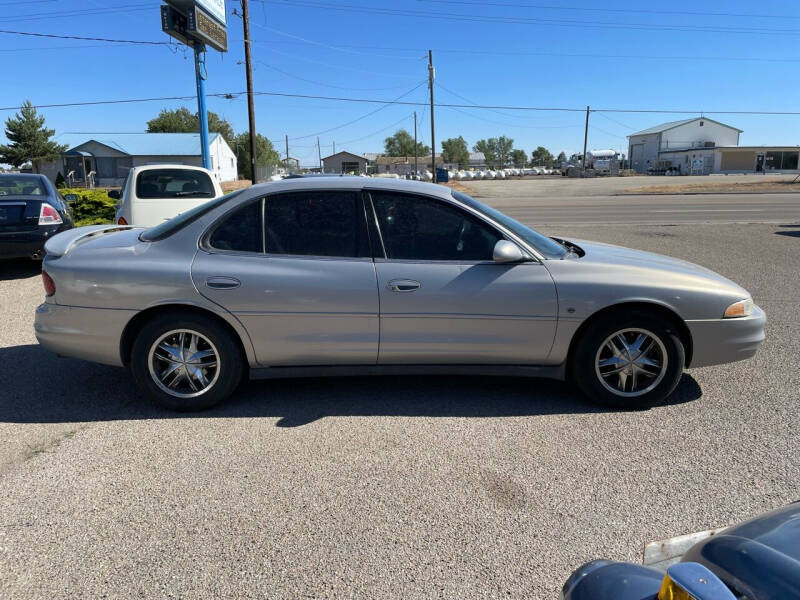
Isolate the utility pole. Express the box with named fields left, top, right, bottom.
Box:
left=240, top=0, right=258, bottom=183
left=413, top=111, right=418, bottom=175
left=333, top=141, right=336, bottom=154
left=317, top=136, right=322, bottom=172
left=285, top=134, right=289, bottom=171
left=582, top=105, right=590, bottom=177
left=428, top=50, right=436, bottom=183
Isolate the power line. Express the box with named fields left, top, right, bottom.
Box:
left=0, top=29, right=169, bottom=45
left=272, top=0, right=800, bottom=36
left=4, top=3, right=154, bottom=24
left=596, top=112, right=636, bottom=130
left=286, top=81, right=427, bottom=141
left=241, top=37, right=800, bottom=64
left=415, top=0, right=800, bottom=20
left=255, top=60, right=421, bottom=91
left=4, top=91, right=800, bottom=117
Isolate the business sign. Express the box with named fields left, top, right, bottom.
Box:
left=162, top=1, right=227, bottom=52
left=196, top=0, right=226, bottom=25
left=187, top=4, right=227, bottom=52
left=161, top=4, right=192, bottom=46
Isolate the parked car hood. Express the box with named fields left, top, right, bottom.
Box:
left=565, top=238, right=747, bottom=292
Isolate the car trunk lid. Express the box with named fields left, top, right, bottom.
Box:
left=0, top=197, right=42, bottom=233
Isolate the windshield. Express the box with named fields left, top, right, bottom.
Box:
left=136, top=168, right=215, bottom=199
left=0, top=176, right=45, bottom=196
left=139, top=189, right=245, bottom=242
left=452, top=191, right=567, bottom=259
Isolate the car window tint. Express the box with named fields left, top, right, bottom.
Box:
left=264, top=191, right=368, bottom=258
left=136, top=169, right=215, bottom=199
left=209, top=201, right=262, bottom=252
left=371, top=192, right=502, bottom=261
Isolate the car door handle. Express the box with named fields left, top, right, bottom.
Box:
left=388, top=279, right=421, bottom=292
left=206, top=276, right=241, bottom=289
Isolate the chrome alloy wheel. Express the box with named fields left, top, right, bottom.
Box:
left=594, top=328, right=668, bottom=397
left=147, top=329, right=220, bottom=398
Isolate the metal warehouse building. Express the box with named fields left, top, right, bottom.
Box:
left=628, top=117, right=800, bottom=175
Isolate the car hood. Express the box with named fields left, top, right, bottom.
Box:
left=565, top=238, right=748, bottom=293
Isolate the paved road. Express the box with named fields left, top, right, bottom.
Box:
left=467, top=181, right=800, bottom=225
left=1, top=222, right=799, bottom=599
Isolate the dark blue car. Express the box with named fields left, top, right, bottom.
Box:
left=563, top=502, right=800, bottom=600
left=0, top=173, right=73, bottom=260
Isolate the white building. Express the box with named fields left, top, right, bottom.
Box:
left=627, top=117, right=741, bottom=174
left=41, top=132, right=238, bottom=186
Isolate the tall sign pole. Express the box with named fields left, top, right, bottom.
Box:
left=428, top=50, right=436, bottom=183
left=240, top=0, right=258, bottom=182
left=194, top=44, right=211, bottom=170
left=161, top=1, right=229, bottom=174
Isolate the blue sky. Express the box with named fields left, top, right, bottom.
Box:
left=2, top=0, right=799, bottom=165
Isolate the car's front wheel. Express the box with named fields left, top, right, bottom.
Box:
left=130, top=313, right=244, bottom=411
left=571, top=312, right=685, bottom=409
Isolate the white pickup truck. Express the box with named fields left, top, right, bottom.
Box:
left=112, top=164, right=223, bottom=227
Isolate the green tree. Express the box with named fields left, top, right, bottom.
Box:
left=556, top=151, right=567, bottom=165
left=384, top=129, right=429, bottom=157
left=0, top=101, right=66, bottom=173
left=472, top=139, right=496, bottom=168
left=511, top=149, right=527, bottom=168
left=493, top=135, right=514, bottom=168
left=147, top=106, right=234, bottom=142
left=440, top=136, right=469, bottom=167
left=530, top=146, right=555, bottom=167
left=233, top=132, right=281, bottom=180
left=473, top=136, right=514, bottom=168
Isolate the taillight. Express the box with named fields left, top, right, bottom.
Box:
left=117, top=216, right=128, bottom=225
left=39, top=203, right=63, bottom=225
left=42, top=271, right=56, bottom=296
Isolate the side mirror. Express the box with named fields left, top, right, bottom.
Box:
left=492, top=240, right=526, bottom=263
left=107, top=189, right=120, bottom=200
left=63, top=193, right=78, bottom=203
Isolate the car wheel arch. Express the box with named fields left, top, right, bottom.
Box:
left=120, top=303, right=251, bottom=371
left=566, top=301, right=693, bottom=371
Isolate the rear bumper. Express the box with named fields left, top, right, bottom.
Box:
left=685, top=305, right=766, bottom=368
left=34, top=303, right=134, bottom=367
left=0, top=225, right=68, bottom=259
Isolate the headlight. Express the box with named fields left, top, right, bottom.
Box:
left=723, top=297, right=753, bottom=318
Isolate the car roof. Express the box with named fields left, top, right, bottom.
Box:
left=247, top=176, right=454, bottom=199
left=0, top=172, right=45, bottom=180
left=132, top=164, right=211, bottom=173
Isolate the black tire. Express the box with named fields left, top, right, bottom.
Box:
left=570, top=311, right=685, bottom=409
left=130, top=312, right=244, bottom=411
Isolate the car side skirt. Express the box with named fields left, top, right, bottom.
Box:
left=250, top=363, right=566, bottom=380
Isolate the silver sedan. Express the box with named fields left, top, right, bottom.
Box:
left=34, top=177, right=765, bottom=411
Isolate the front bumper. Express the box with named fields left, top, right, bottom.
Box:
left=34, top=303, right=135, bottom=367
left=685, top=304, right=766, bottom=368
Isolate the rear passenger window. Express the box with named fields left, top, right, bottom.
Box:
left=264, top=191, right=369, bottom=258
left=209, top=201, right=262, bottom=252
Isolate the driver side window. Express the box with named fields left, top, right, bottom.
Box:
left=370, top=192, right=502, bottom=261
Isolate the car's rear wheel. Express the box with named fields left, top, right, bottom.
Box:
left=130, top=313, right=243, bottom=411
left=571, top=312, right=685, bottom=409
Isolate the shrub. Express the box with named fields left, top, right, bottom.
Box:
left=62, top=188, right=118, bottom=226
left=55, top=172, right=66, bottom=189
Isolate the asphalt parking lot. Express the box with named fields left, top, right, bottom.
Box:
left=1, top=215, right=799, bottom=598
